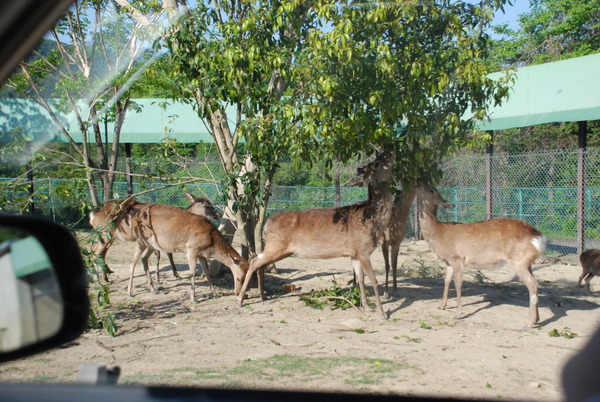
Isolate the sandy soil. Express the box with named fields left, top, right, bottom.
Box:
left=1, top=237, right=599, bottom=401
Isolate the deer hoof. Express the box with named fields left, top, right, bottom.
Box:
left=523, top=322, right=539, bottom=330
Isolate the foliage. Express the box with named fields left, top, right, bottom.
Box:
left=484, top=0, right=599, bottom=158
left=80, top=242, right=118, bottom=337
left=419, top=320, right=432, bottom=330
left=469, top=269, right=491, bottom=284
left=402, top=258, right=445, bottom=280
left=490, top=0, right=600, bottom=69
left=548, top=327, right=579, bottom=339
left=299, top=279, right=365, bottom=310
left=3, top=0, right=169, bottom=207
left=292, top=1, right=512, bottom=182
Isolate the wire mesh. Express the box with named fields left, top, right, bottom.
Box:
left=6, top=148, right=600, bottom=256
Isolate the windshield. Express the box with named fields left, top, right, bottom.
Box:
left=1, top=1, right=599, bottom=401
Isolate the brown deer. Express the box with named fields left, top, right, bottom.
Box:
left=89, top=192, right=220, bottom=283
left=416, top=182, right=547, bottom=328
left=125, top=203, right=248, bottom=301
left=237, top=149, right=395, bottom=319
left=382, top=184, right=416, bottom=297
left=578, top=249, right=600, bottom=293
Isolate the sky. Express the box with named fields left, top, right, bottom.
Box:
left=491, top=1, right=531, bottom=29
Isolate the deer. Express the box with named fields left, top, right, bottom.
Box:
left=578, top=249, right=600, bottom=293
left=416, top=182, right=547, bottom=328
left=88, top=192, right=220, bottom=283
left=381, top=184, right=416, bottom=297
left=352, top=172, right=416, bottom=298
left=237, top=149, right=395, bottom=319
left=125, top=203, right=248, bottom=301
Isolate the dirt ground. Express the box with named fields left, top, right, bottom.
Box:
left=1, top=236, right=600, bottom=401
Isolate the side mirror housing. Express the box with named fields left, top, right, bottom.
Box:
left=0, top=215, right=88, bottom=362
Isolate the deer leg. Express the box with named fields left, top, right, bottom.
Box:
left=238, top=251, right=283, bottom=306
left=441, top=263, right=453, bottom=310
left=238, top=256, right=267, bottom=305
left=199, top=257, right=217, bottom=298
left=167, top=252, right=181, bottom=279
left=578, top=269, right=592, bottom=292
left=382, top=240, right=391, bottom=299
left=93, top=239, right=114, bottom=283
left=391, top=242, right=401, bottom=293
left=154, top=250, right=162, bottom=284
left=128, top=243, right=148, bottom=297
left=258, top=266, right=266, bottom=300
left=513, top=264, right=540, bottom=328
left=141, top=248, right=157, bottom=295
left=584, top=274, right=594, bottom=293
left=453, top=263, right=464, bottom=320
left=357, top=255, right=387, bottom=319
left=351, top=258, right=369, bottom=310
left=186, top=250, right=199, bottom=302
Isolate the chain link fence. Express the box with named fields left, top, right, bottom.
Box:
left=5, top=149, right=600, bottom=256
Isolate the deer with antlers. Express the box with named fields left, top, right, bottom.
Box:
left=237, top=148, right=395, bottom=319
left=416, top=182, right=547, bottom=328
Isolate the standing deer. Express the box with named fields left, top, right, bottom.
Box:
left=352, top=172, right=416, bottom=298
left=382, top=184, right=415, bottom=297
left=125, top=203, right=248, bottom=301
left=237, top=149, right=395, bottom=319
left=416, top=182, right=547, bottom=328
left=89, top=192, right=220, bottom=283
left=578, top=249, right=600, bottom=293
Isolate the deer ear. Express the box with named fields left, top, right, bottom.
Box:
left=185, top=192, right=195, bottom=202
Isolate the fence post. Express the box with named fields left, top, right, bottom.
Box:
left=413, top=198, right=421, bottom=240
left=577, top=121, right=588, bottom=255
left=125, top=143, right=133, bottom=196
left=486, top=131, right=493, bottom=220
left=453, top=188, right=458, bottom=222
left=518, top=188, right=523, bottom=220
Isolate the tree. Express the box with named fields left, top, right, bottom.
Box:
left=489, top=0, right=600, bottom=68
left=121, top=0, right=511, bottom=257
left=118, top=0, right=321, bottom=257
left=293, top=1, right=511, bottom=182
left=4, top=0, right=162, bottom=206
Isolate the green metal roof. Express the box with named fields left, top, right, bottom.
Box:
left=0, top=98, right=225, bottom=143
left=477, top=53, right=600, bottom=130
left=1, top=53, right=599, bottom=143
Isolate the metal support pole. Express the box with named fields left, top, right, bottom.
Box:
left=577, top=121, right=588, bottom=255
left=125, top=143, right=133, bottom=196
left=486, top=130, right=493, bottom=220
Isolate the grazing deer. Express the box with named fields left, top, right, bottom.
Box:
left=89, top=192, right=220, bottom=283
left=578, top=249, right=600, bottom=293
left=416, top=182, right=547, bottom=328
left=125, top=203, right=248, bottom=301
left=237, top=149, right=395, bottom=319
left=382, top=184, right=416, bottom=297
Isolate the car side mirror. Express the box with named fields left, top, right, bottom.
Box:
left=0, top=215, right=88, bottom=362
